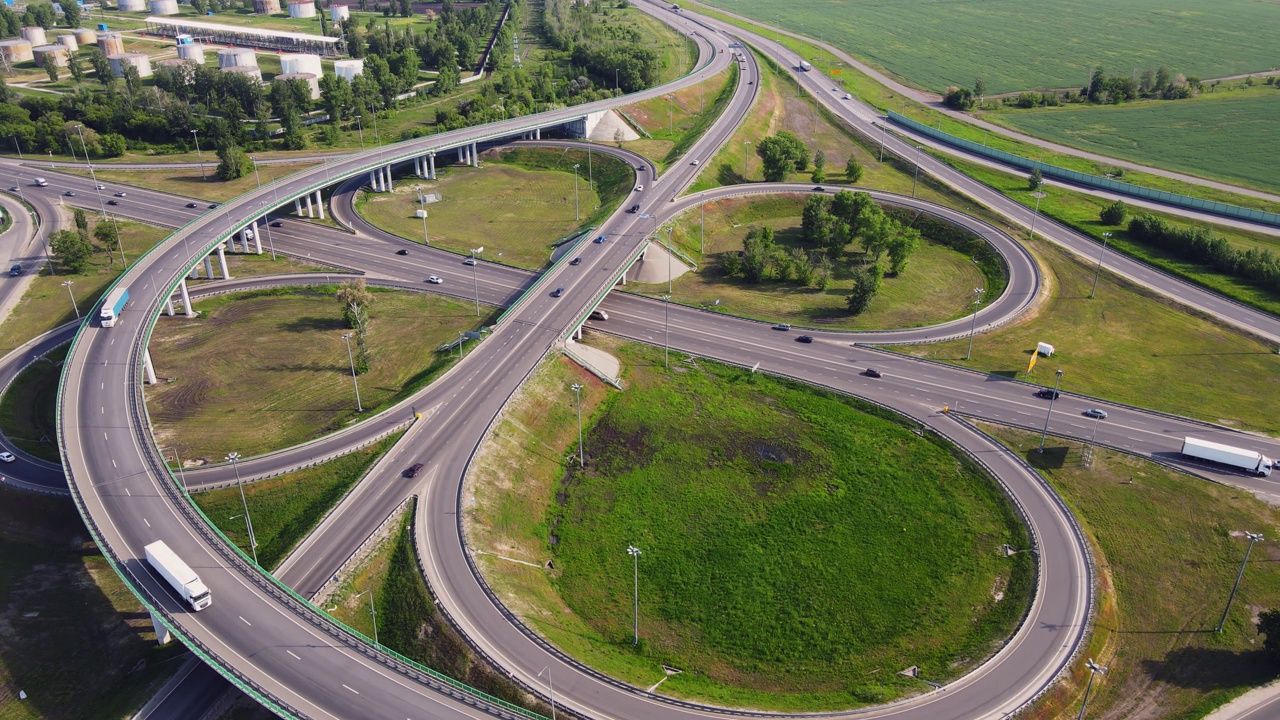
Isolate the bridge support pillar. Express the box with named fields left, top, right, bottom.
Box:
left=575, top=324, right=582, bottom=340
left=188, top=265, right=199, bottom=280
left=535, top=127, right=541, bottom=140
left=179, top=278, right=195, bottom=318
left=369, top=171, right=378, bottom=192
left=149, top=611, right=173, bottom=645
left=384, top=167, right=393, bottom=192
left=294, top=198, right=303, bottom=216
left=143, top=350, right=158, bottom=385
left=216, top=246, right=231, bottom=280
left=457, top=147, right=463, bottom=163
left=427, top=153, right=436, bottom=180
left=618, top=272, right=626, bottom=285
left=471, top=142, right=478, bottom=167
left=314, top=190, right=326, bottom=220
left=239, top=228, right=249, bottom=251
left=203, top=256, right=214, bottom=279
left=165, top=297, right=175, bottom=316
left=254, top=220, right=264, bottom=254
left=414, top=156, right=422, bottom=178
left=305, top=194, right=314, bottom=218
left=225, top=234, right=235, bottom=254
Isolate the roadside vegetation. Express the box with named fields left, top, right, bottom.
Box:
left=0, top=346, right=66, bottom=463
left=467, top=338, right=1032, bottom=711
left=193, top=431, right=403, bottom=571
left=618, top=62, right=738, bottom=169
left=67, top=162, right=321, bottom=204
left=145, top=287, right=490, bottom=461
left=982, top=423, right=1280, bottom=720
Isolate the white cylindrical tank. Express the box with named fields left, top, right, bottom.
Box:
left=158, top=57, right=197, bottom=85
left=286, top=0, right=316, bottom=17
left=97, top=32, right=125, bottom=55
left=55, top=34, right=79, bottom=52
left=21, top=26, right=47, bottom=46
left=275, top=72, right=320, bottom=99
left=217, top=47, right=258, bottom=69
left=149, top=0, right=180, bottom=14
left=279, top=53, right=321, bottom=77
left=33, top=44, right=70, bottom=67
left=0, top=39, right=33, bottom=63
left=118, top=0, right=147, bottom=10
left=74, top=28, right=97, bottom=45
left=333, top=58, right=363, bottom=80
left=253, top=0, right=281, bottom=13
left=176, top=42, right=205, bottom=63
left=108, top=52, right=153, bottom=78
left=221, top=65, right=263, bottom=83
left=330, top=4, right=348, bottom=20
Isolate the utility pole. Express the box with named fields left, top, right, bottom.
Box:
left=1218, top=532, right=1264, bottom=633
left=662, top=294, right=671, bottom=369
left=626, top=545, right=641, bottom=645
left=1075, top=658, right=1108, bottom=720
left=570, top=384, right=584, bottom=467
left=341, top=333, right=363, bottom=411
left=190, top=129, right=206, bottom=180
left=1029, top=190, right=1048, bottom=241
left=1089, top=232, right=1112, bottom=299
left=1037, top=369, right=1064, bottom=452
left=470, top=248, right=483, bottom=316
left=62, top=280, right=78, bottom=319
left=226, top=452, right=258, bottom=566
left=911, top=145, right=924, bottom=198
left=964, top=287, right=983, bottom=360
left=573, top=164, right=580, bottom=221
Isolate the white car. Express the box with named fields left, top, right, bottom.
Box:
left=113, top=191, right=126, bottom=197
left=0, top=451, right=15, bottom=463
left=843, top=93, right=852, bottom=100
left=96, top=183, right=105, bottom=190
left=463, top=257, right=477, bottom=266
left=427, top=275, right=443, bottom=284
left=635, top=184, right=644, bottom=191
left=690, top=159, right=699, bottom=166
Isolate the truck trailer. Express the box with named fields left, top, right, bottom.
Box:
left=798, top=60, right=812, bottom=72
left=144, top=540, right=212, bottom=611
left=99, top=286, right=129, bottom=327
left=1181, top=437, right=1273, bottom=477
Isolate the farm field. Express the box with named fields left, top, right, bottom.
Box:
left=695, top=0, right=1280, bottom=94
left=466, top=339, right=1033, bottom=711
left=985, top=90, right=1280, bottom=194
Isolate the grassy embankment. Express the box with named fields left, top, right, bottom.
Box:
left=192, top=431, right=403, bottom=571
left=617, top=62, right=738, bottom=169
left=0, top=346, right=67, bottom=463
left=146, top=287, right=492, bottom=461
left=466, top=338, right=1033, bottom=711
left=68, top=162, right=321, bottom=203
left=356, top=146, right=628, bottom=269
left=981, top=423, right=1280, bottom=720
left=0, top=487, right=188, bottom=720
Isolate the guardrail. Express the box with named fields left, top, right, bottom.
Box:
left=888, top=111, right=1280, bottom=229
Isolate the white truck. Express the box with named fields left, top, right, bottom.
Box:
left=145, top=540, right=212, bottom=611
left=1181, top=437, right=1273, bottom=477
left=798, top=60, right=813, bottom=72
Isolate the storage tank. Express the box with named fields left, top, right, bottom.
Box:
left=176, top=42, right=205, bottom=63
left=252, top=0, right=280, bottom=13
left=32, top=44, right=70, bottom=67
left=117, top=0, right=147, bottom=10
left=149, top=0, right=180, bottom=14
left=73, top=28, right=97, bottom=45
left=21, top=26, right=46, bottom=45
left=333, top=58, right=362, bottom=80
left=221, top=64, right=263, bottom=83
left=108, top=52, right=152, bottom=78
left=286, top=0, right=315, bottom=17
left=97, top=31, right=125, bottom=55
left=217, top=47, right=257, bottom=69
left=55, top=34, right=79, bottom=51
left=330, top=4, right=348, bottom=20
left=158, top=57, right=196, bottom=85
left=0, top=39, right=34, bottom=63
left=275, top=71, right=319, bottom=99
left=279, top=52, right=321, bottom=77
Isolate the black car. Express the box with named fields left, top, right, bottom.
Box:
left=270, top=221, right=283, bottom=227
left=627, top=204, right=640, bottom=213
left=570, top=257, right=582, bottom=266
left=64, top=190, right=75, bottom=196
left=551, top=287, right=565, bottom=297
left=796, top=335, right=814, bottom=343
left=107, top=199, right=118, bottom=205
left=1036, top=389, right=1061, bottom=400
left=864, top=368, right=882, bottom=378
left=186, top=202, right=198, bottom=208
left=813, top=186, right=825, bottom=193
left=396, top=249, right=409, bottom=255
left=9, top=264, right=21, bottom=277
left=208, top=203, right=218, bottom=209
left=403, top=463, right=424, bottom=478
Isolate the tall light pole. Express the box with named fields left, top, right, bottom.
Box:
left=964, top=287, right=983, bottom=361
left=572, top=163, right=580, bottom=221
left=190, top=129, right=206, bottom=180
left=537, top=666, right=556, bottom=720
left=878, top=122, right=887, bottom=162
left=250, top=156, right=262, bottom=188
left=626, top=545, right=641, bottom=646
left=570, top=385, right=584, bottom=467
left=662, top=294, right=671, bottom=369
left=1075, top=658, right=1108, bottom=720
left=1089, top=232, right=1112, bottom=299
left=340, top=333, right=363, bottom=411
left=1037, top=369, right=1064, bottom=452
left=470, top=247, right=483, bottom=316
left=911, top=145, right=924, bottom=198
left=355, top=114, right=365, bottom=150
left=166, top=446, right=189, bottom=495
left=260, top=200, right=277, bottom=260
left=1029, top=190, right=1048, bottom=241
left=665, top=226, right=673, bottom=294
left=74, top=125, right=108, bottom=221
left=354, top=589, right=378, bottom=645
left=700, top=200, right=705, bottom=254
left=1217, top=532, right=1264, bottom=633
left=226, top=452, right=258, bottom=566
left=742, top=141, right=750, bottom=178
left=62, top=280, right=79, bottom=319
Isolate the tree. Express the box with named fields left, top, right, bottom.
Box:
left=811, top=149, right=825, bottom=183
left=755, top=136, right=793, bottom=182
left=73, top=208, right=89, bottom=236
left=973, top=76, right=986, bottom=101
left=741, top=226, right=775, bottom=283
left=50, top=229, right=92, bottom=272
left=1258, top=610, right=1280, bottom=656
left=942, top=86, right=974, bottom=110
left=1087, top=65, right=1105, bottom=101
left=1099, top=200, right=1127, bottom=226
left=88, top=49, right=114, bottom=88
left=94, top=222, right=120, bottom=263
left=215, top=143, right=254, bottom=180
left=845, top=265, right=882, bottom=314
left=336, top=278, right=375, bottom=328
left=100, top=133, right=127, bottom=157
left=45, top=62, right=58, bottom=83
left=845, top=157, right=862, bottom=183
left=1028, top=167, right=1043, bottom=190
left=22, top=2, right=56, bottom=29
left=62, top=0, right=81, bottom=27
left=885, top=225, right=920, bottom=275
left=68, top=56, right=83, bottom=83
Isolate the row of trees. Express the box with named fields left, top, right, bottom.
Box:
left=336, top=279, right=375, bottom=374
left=945, top=66, right=1205, bottom=111
left=1128, top=214, right=1280, bottom=295
left=721, top=225, right=834, bottom=288
left=542, top=0, right=661, bottom=93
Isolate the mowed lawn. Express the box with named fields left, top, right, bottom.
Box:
left=988, top=90, right=1280, bottom=194
left=696, top=0, right=1280, bottom=93
left=639, top=195, right=988, bottom=330
left=146, top=288, right=486, bottom=461
left=72, top=163, right=321, bottom=203
left=357, top=163, right=600, bottom=269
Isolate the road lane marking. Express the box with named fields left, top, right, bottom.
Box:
left=125, top=487, right=131, bottom=496
left=342, top=684, right=359, bottom=694
left=287, top=650, right=301, bottom=659
left=143, top=518, right=150, bottom=527
left=240, top=616, right=252, bottom=626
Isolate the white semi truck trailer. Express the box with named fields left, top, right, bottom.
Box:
left=1181, top=437, right=1273, bottom=477
left=145, top=540, right=212, bottom=611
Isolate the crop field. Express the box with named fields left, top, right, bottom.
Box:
left=467, top=339, right=1033, bottom=711
left=696, top=0, right=1280, bottom=94
left=987, top=91, right=1280, bottom=194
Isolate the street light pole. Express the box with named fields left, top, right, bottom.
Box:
left=665, top=226, right=673, bottom=294
left=570, top=384, right=583, bottom=468
left=62, top=280, right=79, bottom=319
left=470, top=248, right=482, bottom=316
left=742, top=141, right=750, bottom=178
left=964, top=287, right=983, bottom=361
left=355, top=589, right=379, bottom=645
left=226, top=452, right=258, bottom=566
left=250, top=156, right=262, bottom=188
left=260, top=201, right=277, bottom=260
left=355, top=114, right=365, bottom=150
left=878, top=122, right=887, bottom=162
left=1029, top=191, right=1048, bottom=241
left=662, top=294, right=671, bottom=369
left=1075, top=658, right=1108, bottom=720
left=1089, top=232, right=1112, bottom=299
left=626, top=545, right=641, bottom=645
left=572, top=163, right=580, bottom=221
left=911, top=145, right=924, bottom=198
left=74, top=125, right=108, bottom=222
left=537, top=666, right=557, bottom=720
left=700, top=201, right=705, bottom=254
left=1037, top=369, right=1064, bottom=452
left=340, top=333, right=363, bottom=411
left=1217, top=532, right=1264, bottom=633
left=190, top=129, right=206, bottom=180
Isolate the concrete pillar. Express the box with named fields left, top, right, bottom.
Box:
left=144, top=350, right=158, bottom=385
left=188, top=265, right=200, bottom=280
left=305, top=194, right=314, bottom=218
left=414, top=156, right=422, bottom=178
left=239, top=228, right=249, bottom=251
left=369, top=171, right=378, bottom=192
left=471, top=142, right=478, bottom=167
left=619, top=272, right=627, bottom=286
left=150, top=611, right=173, bottom=645
left=254, top=220, right=263, bottom=254
left=225, top=235, right=235, bottom=254
left=535, top=127, right=541, bottom=140
left=294, top=198, right=303, bottom=216
left=384, top=166, right=393, bottom=192
left=203, top=256, right=214, bottom=279
left=314, top=190, right=325, bottom=220
left=457, top=146, right=463, bottom=163
left=575, top=324, right=582, bottom=340
left=165, top=297, right=175, bottom=316
left=216, top=246, right=230, bottom=280
left=179, top=278, right=194, bottom=317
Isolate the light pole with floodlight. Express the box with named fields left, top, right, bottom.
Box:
left=1037, top=369, right=1064, bottom=452
left=1218, top=531, right=1264, bottom=633
left=570, top=383, right=584, bottom=467
left=573, top=163, right=580, bottom=221
left=965, top=287, right=983, bottom=361
left=538, top=666, right=556, bottom=720
left=226, top=452, right=258, bottom=566
left=1089, top=232, right=1112, bottom=299
left=662, top=294, right=671, bottom=369
left=911, top=145, right=924, bottom=198
left=626, top=545, right=641, bottom=645
left=1029, top=190, right=1047, bottom=241
left=354, top=589, right=379, bottom=644
left=1076, top=658, right=1107, bottom=720
left=62, top=280, right=78, bottom=319
left=470, top=247, right=483, bottom=316
left=341, top=333, right=363, bottom=411
left=190, top=129, right=206, bottom=180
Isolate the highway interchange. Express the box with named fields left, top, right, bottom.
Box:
left=0, top=0, right=1275, bottom=717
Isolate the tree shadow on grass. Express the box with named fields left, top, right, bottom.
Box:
left=277, top=316, right=348, bottom=333
left=716, top=163, right=743, bottom=186
left=1023, top=445, right=1070, bottom=470
left=1142, top=646, right=1278, bottom=691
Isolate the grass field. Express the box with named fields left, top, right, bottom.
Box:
left=356, top=147, right=627, bottom=269
left=985, top=90, right=1280, bottom=194
left=467, top=339, right=1032, bottom=710
left=631, top=195, right=989, bottom=329
left=145, top=287, right=489, bottom=461
left=892, top=237, right=1280, bottom=435
left=0, top=487, right=187, bottom=720
left=981, top=424, right=1280, bottom=720
left=0, top=346, right=67, bottom=463
left=192, top=432, right=402, bottom=571
left=619, top=63, right=738, bottom=168
left=68, top=162, right=321, bottom=203
left=695, top=0, right=1280, bottom=95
